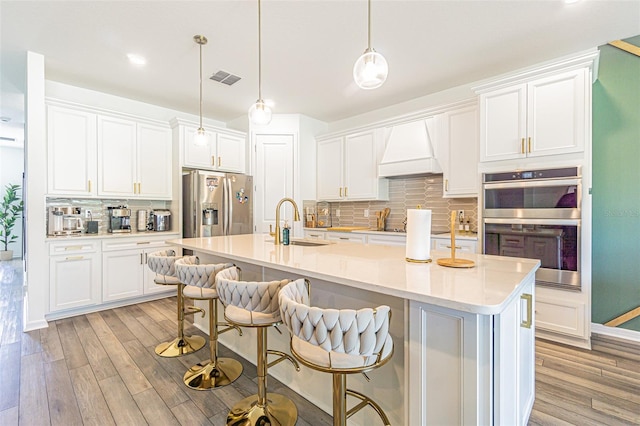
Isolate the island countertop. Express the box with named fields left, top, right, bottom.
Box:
left=168, top=234, right=540, bottom=315
left=169, top=234, right=540, bottom=315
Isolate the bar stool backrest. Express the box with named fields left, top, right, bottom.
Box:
left=175, top=256, right=232, bottom=289
left=279, top=280, right=391, bottom=357
left=147, top=249, right=178, bottom=276
left=216, top=266, right=289, bottom=316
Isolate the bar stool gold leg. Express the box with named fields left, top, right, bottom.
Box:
left=226, top=327, right=297, bottom=426
left=155, top=283, right=205, bottom=357
left=183, top=299, right=243, bottom=390
left=333, top=373, right=347, bottom=426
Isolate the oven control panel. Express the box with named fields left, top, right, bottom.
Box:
left=484, top=166, right=580, bottom=183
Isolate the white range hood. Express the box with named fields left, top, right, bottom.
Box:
left=378, top=117, right=442, bottom=178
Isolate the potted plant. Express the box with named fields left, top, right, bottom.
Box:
left=0, top=184, right=24, bottom=261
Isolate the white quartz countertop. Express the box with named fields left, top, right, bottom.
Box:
left=169, top=234, right=539, bottom=315
left=46, top=231, right=180, bottom=242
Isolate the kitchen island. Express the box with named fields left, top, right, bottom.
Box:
left=170, top=234, right=540, bottom=425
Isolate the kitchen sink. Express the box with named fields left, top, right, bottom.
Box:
left=290, top=239, right=333, bottom=247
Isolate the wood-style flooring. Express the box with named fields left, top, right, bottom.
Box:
left=1, top=259, right=639, bottom=425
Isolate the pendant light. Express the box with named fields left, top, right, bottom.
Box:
left=353, top=0, right=388, bottom=90
left=248, top=0, right=272, bottom=125
left=193, top=35, right=209, bottom=146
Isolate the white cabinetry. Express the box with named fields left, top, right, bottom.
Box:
left=97, top=116, right=172, bottom=199
left=303, top=230, right=327, bottom=240
left=182, top=124, right=246, bottom=173
left=317, top=129, right=388, bottom=201
left=325, top=231, right=367, bottom=243
left=47, top=105, right=97, bottom=196
left=438, top=103, right=479, bottom=197
left=431, top=235, right=478, bottom=253
left=365, top=233, right=406, bottom=246
left=102, top=237, right=177, bottom=302
left=408, top=278, right=535, bottom=425
left=49, top=240, right=101, bottom=312
left=479, top=68, right=588, bottom=162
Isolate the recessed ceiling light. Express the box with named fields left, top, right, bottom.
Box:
left=127, top=53, right=146, bottom=66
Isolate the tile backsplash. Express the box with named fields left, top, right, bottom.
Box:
left=46, top=198, right=171, bottom=234
left=310, top=175, right=477, bottom=234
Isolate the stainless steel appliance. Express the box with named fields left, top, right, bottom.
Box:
left=183, top=170, right=253, bottom=238
left=150, top=210, right=171, bottom=232
left=108, top=206, right=131, bottom=233
left=48, top=206, right=83, bottom=236
left=483, top=166, right=581, bottom=291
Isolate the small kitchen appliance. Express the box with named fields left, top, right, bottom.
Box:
left=108, top=206, right=131, bottom=233
left=149, top=210, right=171, bottom=232
left=137, top=210, right=149, bottom=231
left=48, top=206, right=83, bottom=236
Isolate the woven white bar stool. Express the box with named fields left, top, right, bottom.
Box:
left=174, top=256, right=243, bottom=390
left=216, top=266, right=300, bottom=426
left=147, top=249, right=205, bottom=357
left=279, top=279, right=393, bottom=426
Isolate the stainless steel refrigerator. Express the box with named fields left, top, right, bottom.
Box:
left=182, top=170, right=253, bottom=238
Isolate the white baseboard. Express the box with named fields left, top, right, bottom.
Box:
left=591, top=322, right=640, bottom=343
left=23, top=319, right=49, bottom=331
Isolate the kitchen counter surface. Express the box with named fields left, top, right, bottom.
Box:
left=46, top=231, right=180, bottom=242
left=169, top=234, right=538, bottom=315
left=304, top=227, right=479, bottom=240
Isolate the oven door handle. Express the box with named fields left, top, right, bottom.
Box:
left=483, top=178, right=581, bottom=190
left=484, top=217, right=580, bottom=226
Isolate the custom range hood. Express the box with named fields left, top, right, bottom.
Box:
left=378, top=117, right=442, bottom=178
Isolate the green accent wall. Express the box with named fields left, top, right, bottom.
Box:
left=592, top=35, right=640, bottom=330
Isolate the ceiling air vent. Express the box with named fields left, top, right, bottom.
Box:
left=210, top=70, right=241, bottom=86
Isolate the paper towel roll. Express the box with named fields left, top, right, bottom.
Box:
left=405, top=209, right=432, bottom=262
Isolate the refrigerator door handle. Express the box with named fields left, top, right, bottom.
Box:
left=227, top=177, right=233, bottom=235
left=222, top=177, right=229, bottom=235
left=193, top=199, right=197, bottom=237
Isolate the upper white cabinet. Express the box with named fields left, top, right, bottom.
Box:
left=97, top=116, right=172, bottom=199
left=437, top=103, right=479, bottom=198
left=479, top=68, right=588, bottom=162
left=317, top=129, right=388, bottom=201
left=47, top=105, right=97, bottom=196
left=182, top=124, right=246, bottom=173
left=47, top=101, right=172, bottom=200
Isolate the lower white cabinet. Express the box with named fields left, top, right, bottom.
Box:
left=366, top=233, right=406, bottom=246
left=102, top=238, right=178, bottom=302
left=431, top=235, right=478, bottom=253
left=325, top=231, right=367, bottom=243
left=49, top=241, right=101, bottom=312
left=408, top=278, right=535, bottom=425
left=303, top=230, right=327, bottom=240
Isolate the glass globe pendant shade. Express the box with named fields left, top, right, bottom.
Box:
left=353, top=48, right=388, bottom=90
left=193, top=127, right=208, bottom=146
left=248, top=99, right=272, bottom=126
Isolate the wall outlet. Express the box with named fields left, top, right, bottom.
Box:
left=364, top=209, right=369, bottom=218
left=457, top=210, right=464, bottom=219
left=336, top=209, right=341, bottom=218
left=85, top=209, right=92, bottom=219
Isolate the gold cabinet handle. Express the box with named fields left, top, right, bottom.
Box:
left=345, top=187, right=348, bottom=197
left=65, top=256, right=84, bottom=261
left=445, top=245, right=462, bottom=249
left=520, top=293, right=533, bottom=329
left=445, top=179, right=449, bottom=191
left=211, top=156, right=215, bottom=166
left=218, top=156, right=221, bottom=167
left=133, top=182, right=137, bottom=194
left=521, top=138, right=525, bottom=154
left=528, top=137, right=532, bottom=154
left=138, top=182, right=142, bottom=194
left=339, top=187, right=343, bottom=197
left=88, top=180, right=92, bottom=192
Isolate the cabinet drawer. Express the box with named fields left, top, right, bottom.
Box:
left=326, top=232, right=367, bottom=243
left=102, top=236, right=178, bottom=252
left=535, top=298, right=586, bottom=338
left=303, top=231, right=326, bottom=240
left=367, top=234, right=406, bottom=246
left=432, top=238, right=477, bottom=253
left=500, top=234, right=525, bottom=248
left=49, top=241, right=100, bottom=255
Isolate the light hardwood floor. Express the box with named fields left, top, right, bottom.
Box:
left=1, top=259, right=639, bottom=425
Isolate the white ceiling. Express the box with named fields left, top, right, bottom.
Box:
left=1, top=0, right=639, bottom=125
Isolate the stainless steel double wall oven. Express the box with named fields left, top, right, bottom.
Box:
left=483, top=167, right=581, bottom=291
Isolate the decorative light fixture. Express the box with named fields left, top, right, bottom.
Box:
left=353, top=0, right=388, bottom=90
left=193, top=35, right=209, bottom=146
left=248, top=0, right=272, bottom=126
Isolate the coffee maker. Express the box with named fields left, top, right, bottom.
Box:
left=108, top=206, right=131, bottom=233
left=48, top=206, right=83, bottom=236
